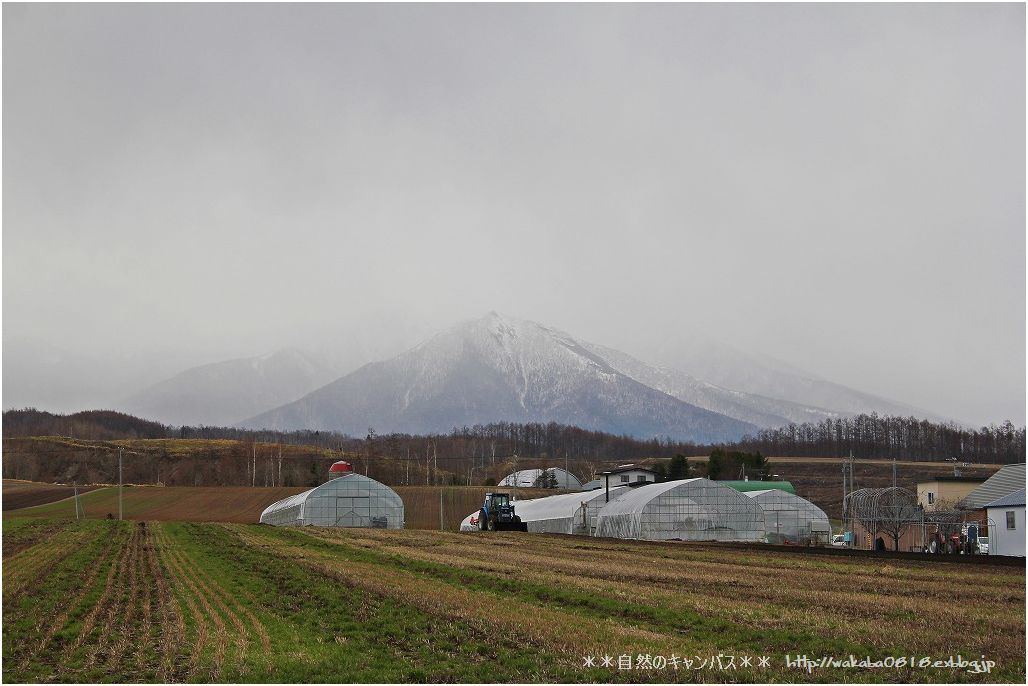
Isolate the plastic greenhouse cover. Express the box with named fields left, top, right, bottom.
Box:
left=497, top=468, right=583, bottom=489
left=594, top=478, right=766, bottom=541
left=592, top=478, right=706, bottom=517
left=259, top=472, right=404, bottom=528
left=260, top=490, right=310, bottom=520
left=514, top=486, right=630, bottom=522
left=745, top=489, right=832, bottom=533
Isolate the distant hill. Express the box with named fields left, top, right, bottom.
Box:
left=118, top=348, right=335, bottom=426
left=242, top=313, right=758, bottom=443
left=2, top=409, right=170, bottom=440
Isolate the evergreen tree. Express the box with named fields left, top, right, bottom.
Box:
left=667, top=453, right=690, bottom=480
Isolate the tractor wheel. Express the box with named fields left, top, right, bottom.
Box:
left=479, top=511, right=488, bottom=531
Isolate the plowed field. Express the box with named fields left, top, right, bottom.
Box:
left=2, top=517, right=1024, bottom=683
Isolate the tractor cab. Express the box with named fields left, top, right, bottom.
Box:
left=479, top=492, right=527, bottom=532
left=487, top=492, right=511, bottom=509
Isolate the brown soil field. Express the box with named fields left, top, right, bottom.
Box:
left=4, top=482, right=557, bottom=529
left=2, top=480, right=102, bottom=511
left=4, top=517, right=1023, bottom=683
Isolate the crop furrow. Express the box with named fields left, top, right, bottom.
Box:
left=154, top=526, right=224, bottom=680
left=13, top=526, right=118, bottom=670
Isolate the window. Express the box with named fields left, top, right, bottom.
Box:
left=637, top=475, right=647, bottom=482
left=1006, top=511, right=1016, bottom=529
left=620, top=475, right=629, bottom=483
left=927, top=492, right=935, bottom=505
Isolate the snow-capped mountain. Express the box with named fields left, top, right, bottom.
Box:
left=241, top=313, right=758, bottom=442
left=119, top=348, right=335, bottom=426
left=581, top=341, right=840, bottom=428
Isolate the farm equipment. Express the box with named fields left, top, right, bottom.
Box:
left=925, top=523, right=982, bottom=555
left=478, top=492, right=527, bottom=532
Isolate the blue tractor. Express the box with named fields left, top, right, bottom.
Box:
left=478, top=492, right=527, bottom=531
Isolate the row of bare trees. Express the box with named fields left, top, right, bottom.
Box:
left=735, top=414, right=1025, bottom=463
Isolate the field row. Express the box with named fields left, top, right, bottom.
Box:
left=2, top=517, right=1024, bottom=683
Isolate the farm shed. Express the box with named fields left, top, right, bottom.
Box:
left=498, top=468, right=582, bottom=490
left=744, top=489, right=831, bottom=545
left=985, top=489, right=1025, bottom=557
left=259, top=463, right=404, bottom=528
left=593, top=478, right=766, bottom=542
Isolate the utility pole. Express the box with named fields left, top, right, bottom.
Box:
left=252, top=443, right=256, bottom=488
left=278, top=445, right=282, bottom=487
left=511, top=453, right=519, bottom=501
left=564, top=451, right=569, bottom=489
left=439, top=488, right=444, bottom=531
left=118, top=447, right=123, bottom=521
left=841, top=462, right=847, bottom=521
left=73, top=481, right=80, bottom=520
left=892, top=455, right=897, bottom=489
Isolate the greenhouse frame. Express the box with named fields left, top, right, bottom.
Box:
left=593, top=478, right=766, bottom=542
left=259, top=472, right=404, bottom=528
left=745, top=489, right=831, bottom=545
left=497, top=468, right=583, bottom=490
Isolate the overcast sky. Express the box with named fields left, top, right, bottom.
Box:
left=3, top=3, right=1024, bottom=426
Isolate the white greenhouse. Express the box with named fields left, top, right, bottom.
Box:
left=498, top=468, right=583, bottom=490
left=259, top=462, right=404, bottom=528
left=511, top=487, right=630, bottom=535
left=593, top=478, right=766, bottom=542
left=745, top=489, right=831, bottom=545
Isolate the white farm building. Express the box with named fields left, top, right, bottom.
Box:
left=985, top=489, right=1025, bottom=557
left=259, top=461, right=404, bottom=528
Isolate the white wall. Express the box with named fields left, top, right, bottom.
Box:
left=987, top=506, right=1026, bottom=557
left=610, top=469, right=655, bottom=485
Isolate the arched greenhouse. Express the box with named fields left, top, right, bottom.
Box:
left=498, top=468, right=583, bottom=490
left=593, top=478, right=766, bottom=542
left=745, top=489, right=831, bottom=545
left=259, top=462, right=404, bottom=528
left=509, top=486, right=630, bottom=535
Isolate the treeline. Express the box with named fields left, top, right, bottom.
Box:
left=2, top=409, right=169, bottom=440
left=734, top=414, right=1025, bottom=463
left=2, top=410, right=706, bottom=461
left=2, top=410, right=710, bottom=487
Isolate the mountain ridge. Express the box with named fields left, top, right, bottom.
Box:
left=241, top=313, right=758, bottom=442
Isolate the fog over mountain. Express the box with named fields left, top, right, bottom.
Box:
left=119, top=348, right=335, bottom=427
left=3, top=3, right=1023, bottom=427
left=233, top=312, right=951, bottom=440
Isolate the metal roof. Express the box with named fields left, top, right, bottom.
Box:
left=605, top=464, right=659, bottom=475
left=960, top=464, right=1026, bottom=509
left=984, top=488, right=1026, bottom=509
